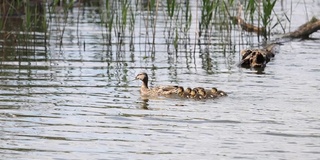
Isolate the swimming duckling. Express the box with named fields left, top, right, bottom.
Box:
left=177, top=86, right=189, bottom=98
left=184, top=87, right=192, bottom=98
left=206, top=87, right=219, bottom=99
left=208, top=87, right=227, bottom=97
left=135, top=72, right=178, bottom=97
left=185, top=87, right=192, bottom=94
left=189, top=89, right=198, bottom=99
left=217, top=90, right=227, bottom=97
left=197, top=89, right=207, bottom=99
left=213, top=87, right=227, bottom=97
left=189, top=89, right=205, bottom=100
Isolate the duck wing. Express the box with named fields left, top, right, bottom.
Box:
left=151, top=85, right=179, bottom=95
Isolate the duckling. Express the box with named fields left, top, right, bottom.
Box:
left=217, top=89, right=227, bottom=97
left=189, top=89, right=206, bottom=100
left=177, top=86, right=189, bottom=98
left=189, top=89, right=198, bottom=99
left=185, top=87, right=192, bottom=94
left=135, top=72, right=178, bottom=97
left=184, top=87, right=192, bottom=98
left=197, top=89, right=207, bottom=99
left=206, top=87, right=219, bottom=99
left=208, top=87, right=227, bottom=98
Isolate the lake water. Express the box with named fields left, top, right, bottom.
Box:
left=0, top=0, right=320, bottom=159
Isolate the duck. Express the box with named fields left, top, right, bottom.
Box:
left=135, top=72, right=178, bottom=97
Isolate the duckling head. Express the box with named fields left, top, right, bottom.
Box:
left=190, top=90, right=197, bottom=98
left=198, top=89, right=206, bottom=98
left=177, top=86, right=184, bottom=95
left=185, top=87, right=192, bottom=94
left=211, top=87, right=218, bottom=93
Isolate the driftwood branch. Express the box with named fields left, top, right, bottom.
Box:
left=284, top=17, right=320, bottom=39
left=231, top=16, right=320, bottom=39
left=230, top=16, right=266, bottom=35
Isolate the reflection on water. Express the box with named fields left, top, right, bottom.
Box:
left=1, top=0, right=320, bottom=159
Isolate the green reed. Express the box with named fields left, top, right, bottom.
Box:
left=246, top=0, right=256, bottom=21
left=200, top=0, right=216, bottom=31
left=101, top=0, right=114, bottom=44
left=261, top=0, right=276, bottom=38
left=128, top=2, right=136, bottom=51
left=121, top=0, right=130, bottom=33
left=243, top=0, right=277, bottom=39
left=184, top=0, right=192, bottom=32
left=166, top=0, right=176, bottom=19
left=0, top=0, right=48, bottom=59
left=0, top=0, right=294, bottom=62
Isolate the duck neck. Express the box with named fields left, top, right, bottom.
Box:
left=141, top=78, right=149, bottom=91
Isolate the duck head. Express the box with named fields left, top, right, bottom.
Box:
left=136, top=72, right=149, bottom=88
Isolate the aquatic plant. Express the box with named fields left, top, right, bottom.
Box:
left=200, top=0, right=215, bottom=31
left=261, top=0, right=276, bottom=39
left=183, top=0, right=192, bottom=32
left=0, top=0, right=294, bottom=63
left=166, top=0, right=176, bottom=19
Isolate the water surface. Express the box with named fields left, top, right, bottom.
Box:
left=0, top=1, right=320, bottom=159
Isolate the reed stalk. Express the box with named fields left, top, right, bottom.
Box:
left=200, top=0, right=215, bottom=32
left=128, top=2, right=136, bottom=51
left=184, top=0, right=192, bottom=33
left=261, top=0, right=276, bottom=38
left=121, top=0, right=129, bottom=34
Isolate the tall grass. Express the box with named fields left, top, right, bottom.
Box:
left=0, top=0, right=48, bottom=60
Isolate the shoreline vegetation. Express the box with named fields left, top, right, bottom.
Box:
left=0, top=0, right=319, bottom=63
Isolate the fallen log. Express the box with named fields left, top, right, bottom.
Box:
left=231, top=16, right=320, bottom=39
left=230, top=16, right=266, bottom=35
left=284, top=17, right=320, bottom=39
